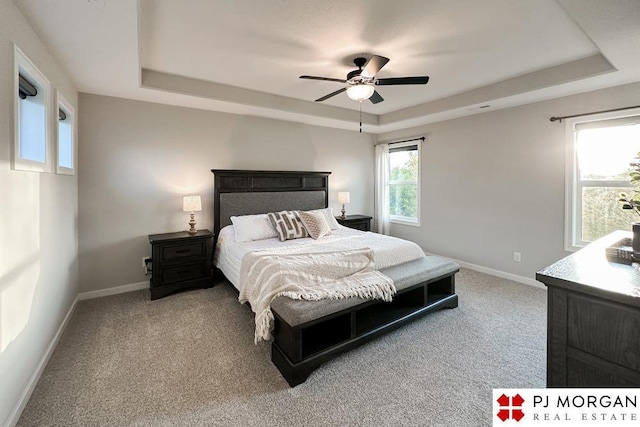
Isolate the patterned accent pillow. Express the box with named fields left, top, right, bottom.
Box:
left=298, top=211, right=332, bottom=239
left=307, top=207, right=341, bottom=230
left=267, top=211, right=309, bottom=241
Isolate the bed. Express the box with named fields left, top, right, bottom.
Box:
left=211, top=169, right=459, bottom=386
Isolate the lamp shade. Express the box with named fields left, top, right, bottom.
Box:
left=183, top=195, right=202, bottom=212
left=338, top=192, right=350, bottom=204
left=346, top=84, right=374, bottom=101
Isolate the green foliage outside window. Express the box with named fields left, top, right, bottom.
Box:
left=583, top=187, right=636, bottom=242
left=618, top=153, right=640, bottom=218
left=389, top=151, right=418, bottom=219
left=576, top=123, right=640, bottom=244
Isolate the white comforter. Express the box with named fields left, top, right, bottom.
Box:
left=214, top=225, right=427, bottom=292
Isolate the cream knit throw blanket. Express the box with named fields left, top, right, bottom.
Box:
left=239, top=248, right=396, bottom=343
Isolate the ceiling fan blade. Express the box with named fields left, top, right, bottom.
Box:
left=369, top=90, right=384, bottom=104
left=315, top=87, right=347, bottom=102
left=361, top=55, right=390, bottom=78
left=300, top=75, right=347, bottom=83
left=375, top=76, right=430, bottom=85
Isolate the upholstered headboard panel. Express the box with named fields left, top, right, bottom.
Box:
left=219, top=191, right=327, bottom=228
left=211, top=170, right=331, bottom=241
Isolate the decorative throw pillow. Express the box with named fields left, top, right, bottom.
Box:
left=231, top=214, right=278, bottom=242
left=307, top=207, right=341, bottom=230
left=267, top=211, right=309, bottom=241
left=298, top=211, right=332, bottom=239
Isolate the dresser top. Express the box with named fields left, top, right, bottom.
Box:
left=536, top=230, right=640, bottom=306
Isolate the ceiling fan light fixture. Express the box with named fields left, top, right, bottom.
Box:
left=346, top=84, right=375, bottom=101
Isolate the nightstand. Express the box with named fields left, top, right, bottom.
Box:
left=148, top=229, right=213, bottom=300
left=335, top=215, right=372, bottom=231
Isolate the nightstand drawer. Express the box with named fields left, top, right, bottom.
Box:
left=336, top=215, right=372, bottom=232
left=160, top=262, right=207, bottom=285
left=160, top=242, right=205, bottom=261
left=345, top=220, right=369, bottom=231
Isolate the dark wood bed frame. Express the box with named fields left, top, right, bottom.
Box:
left=211, top=169, right=458, bottom=386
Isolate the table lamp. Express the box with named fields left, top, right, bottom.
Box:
left=183, top=195, right=202, bottom=234
left=338, top=192, right=350, bottom=219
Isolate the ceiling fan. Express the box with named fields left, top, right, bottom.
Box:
left=300, top=55, right=429, bottom=104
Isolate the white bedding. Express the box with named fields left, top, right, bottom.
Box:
left=214, top=224, right=426, bottom=292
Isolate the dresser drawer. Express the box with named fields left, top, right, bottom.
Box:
left=160, top=241, right=205, bottom=261
left=158, top=262, right=207, bottom=286
left=568, top=293, right=640, bottom=372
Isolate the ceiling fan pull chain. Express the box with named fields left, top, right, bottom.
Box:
left=359, top=102, right=362, bottom=133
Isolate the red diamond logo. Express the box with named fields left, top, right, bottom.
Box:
left=496, top=393, right=525, bottom=422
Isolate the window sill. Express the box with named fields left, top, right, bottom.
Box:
left=11, top=158, right=49, bottom=173
left=56, top=166, right=75, bottom=176
left=390, top=217, right=420, bottom=227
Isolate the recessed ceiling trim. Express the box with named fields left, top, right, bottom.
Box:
left=141, top=68, right=379, bottom=127
left=381, top=54, right=616, bottom=127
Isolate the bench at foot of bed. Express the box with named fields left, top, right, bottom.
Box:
left=270, top=256, right=459, bottom=386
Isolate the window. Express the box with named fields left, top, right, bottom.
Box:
left=389, top=141, right=420, bottom=225
left=56, top=92, right=75, bottom=175
left=565, top=109, right=640, bottom=250
left=13, top=45, right=51, bottom=172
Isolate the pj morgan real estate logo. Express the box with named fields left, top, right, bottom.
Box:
left=493, top=389, right=640, bottom=426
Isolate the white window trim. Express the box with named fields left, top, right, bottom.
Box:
left=13, top=44, right=52, bottom=173
left=56, top=91, right=76, bottom=175
left=389, top=140, right=421, bottom=227
left=564, top=107, right=640, bottom=252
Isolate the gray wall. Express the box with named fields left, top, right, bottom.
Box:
left=378, top=82, right=640, bottom=280
left=79, top=82, right=640, bottom=291
left=0, top=0, right=78, bottom=424
left=78, top=94, right=375, bottom=293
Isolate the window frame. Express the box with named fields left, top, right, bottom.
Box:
left=564, top=107, right=640, bottom=251
left=388, top=141, right=421, bottom=227
left=13, top=44, right=52, bottom=173
left=56, top=91, right=76, bottom=175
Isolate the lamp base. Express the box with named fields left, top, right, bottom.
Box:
left=188, top=213, right=197, bottom=234
left=340, top=205, right=346, bottom=220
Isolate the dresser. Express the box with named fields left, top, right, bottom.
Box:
left=536, top=231, right=640, bottom=387
left=148, top=229, right=213, bottom=300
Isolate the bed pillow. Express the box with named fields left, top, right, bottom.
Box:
left=267, top=211, right=308, bottom=241
left=307, top=207, right=341, bottom=230
left=230, top=214, right=278, bottom=242
left=298, top=211, right=332, bottom=239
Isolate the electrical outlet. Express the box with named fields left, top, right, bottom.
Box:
left=142, top=257, right=152, bottom=275
left=513, top=252, right=521, bottom=262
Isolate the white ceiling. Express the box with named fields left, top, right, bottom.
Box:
left=14, top=0, right=640, bottom=133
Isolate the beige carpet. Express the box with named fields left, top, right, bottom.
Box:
left=18, top=268, right=546, bottom=426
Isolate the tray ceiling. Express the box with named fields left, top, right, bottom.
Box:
left=15, top=0, right=640, bottom=133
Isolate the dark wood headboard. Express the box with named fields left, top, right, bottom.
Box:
left=211, top=169, right=331, bottom=241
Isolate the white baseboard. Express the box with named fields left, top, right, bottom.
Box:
left=78, top=281, right=148, bottom=301
left=426, top=253, right=546, bottom=290
left=9, top=281, right=148, bottom=424
left=7, top=295, right=79, bottom=427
